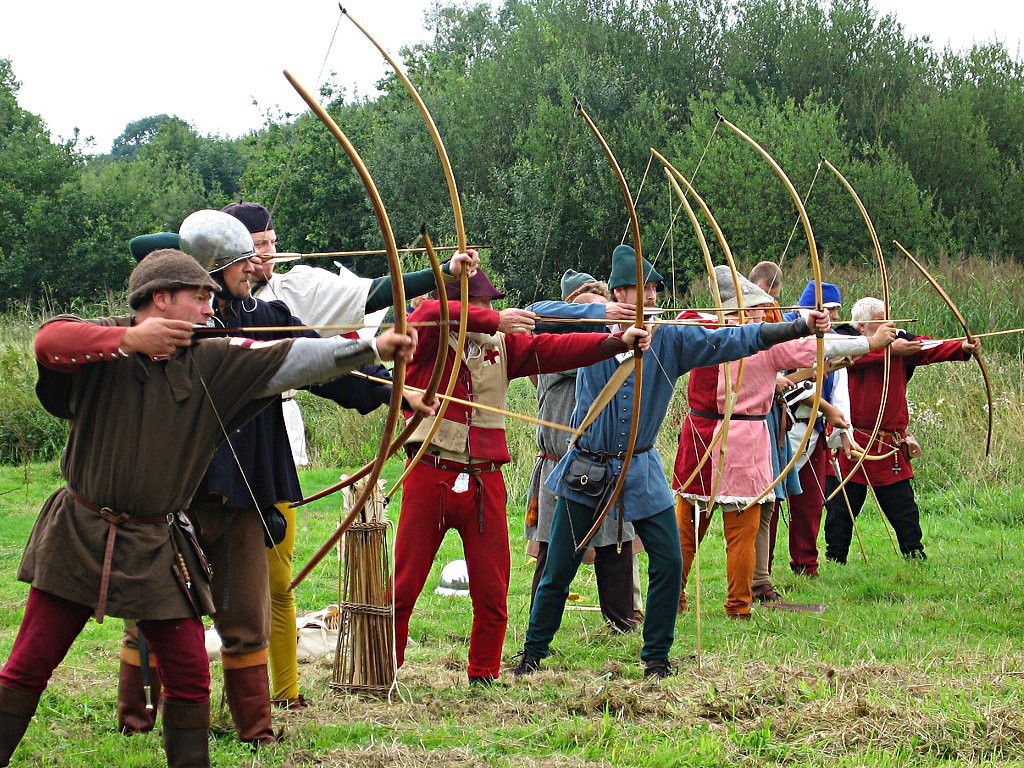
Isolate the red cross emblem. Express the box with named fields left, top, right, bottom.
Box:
left=484, top=348, right=500, bottom=365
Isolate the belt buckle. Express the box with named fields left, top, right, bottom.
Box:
left=99, top=506, right=122, bottom=524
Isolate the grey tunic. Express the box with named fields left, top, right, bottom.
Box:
left=525, top=370, right=635, bottom=548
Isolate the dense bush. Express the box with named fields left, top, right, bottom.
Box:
left=0, top=341, right=67, bottom=464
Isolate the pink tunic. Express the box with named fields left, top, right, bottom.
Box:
left=674, top=337, right=823, bottom=505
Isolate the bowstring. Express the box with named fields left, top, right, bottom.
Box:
left=669, top=180, right=677, bottom=304
left=646, top=118, right=722, bottom=269
left=190, top=347, right=288, bottom=567
left=619, top=151, right=655, bottom=245
left=642, top=120, right=725, bottom=403
left=525, top=111, right=582, bottom=411
left=777, top=159, right=822, bottom=270
left=267, top=7, right=346, bottom=228
left=531, top=115, right=579, bottom=309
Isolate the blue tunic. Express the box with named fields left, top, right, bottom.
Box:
left=545, top=322, right=769, bottom=521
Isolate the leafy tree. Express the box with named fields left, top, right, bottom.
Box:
left=0, top=59, right=83, bottom=307
left=110, top=114, right=188, bottom=159
left=896, top=87, right=1001, bottom=252
left=238, top=105, right=392, bottom=276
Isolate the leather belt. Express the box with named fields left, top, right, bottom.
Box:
left=689, top=408, right=767, bottom=422
left=577, top=445, right=653, bottom=462
left=66, top=487, right=170, bottom=623
left=416, top=455, right=503, bottom=475
left=416, top=456, right=502, bottom=533
left=853, top=426, right=903, bottom=438
left=537, top=451, right=559, bottom=462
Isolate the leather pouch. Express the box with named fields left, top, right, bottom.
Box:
left=565, top=455, right=611, bottom=499
left=904, top=433, right=923, bottom=459
left=170, top=512, right=213, bottom=619
left=261, top=505, right=288, bottom=547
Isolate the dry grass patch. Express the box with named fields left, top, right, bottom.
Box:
left=284, top=654, right=1024, bottom=765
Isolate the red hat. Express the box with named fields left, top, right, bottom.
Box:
left=436, top=268, right=505, bottom=300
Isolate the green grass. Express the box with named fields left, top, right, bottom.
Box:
left=3, top=457, right=1024, bottom=767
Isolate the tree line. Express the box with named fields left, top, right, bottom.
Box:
left=3, top=0, right=1023, bottom=309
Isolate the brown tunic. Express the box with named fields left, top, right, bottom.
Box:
left=20, top=316, right=293, bottom=620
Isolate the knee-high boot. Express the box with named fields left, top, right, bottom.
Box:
left=0, top=685, right=40, bottom=767
left=117, top=660, right=162, bottom=735
left=223, top=665, right=277, bottom=746
left=162, top=699, right=210, bottom=768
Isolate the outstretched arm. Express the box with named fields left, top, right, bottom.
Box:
left=258, top=329, right=416, bottom=397
left=366, top=250, right=481, bottom=312
left=35, top=317, right=196, bottom=371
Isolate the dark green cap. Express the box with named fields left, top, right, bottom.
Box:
left=130, top=232, right=180, bottom=263
left=560, top=269, right=598, bottom=301
left=607, top=244, right=663, bottom=291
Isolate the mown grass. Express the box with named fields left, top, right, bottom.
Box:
left=2, top=256, right=1024, bottom=765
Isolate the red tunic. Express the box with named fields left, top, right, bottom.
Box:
left=403, top=300, right=623, bottom=464
left=836, top=337, right=970, bottom=487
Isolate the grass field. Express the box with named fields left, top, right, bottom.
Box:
left=2, top=256, right=1024, bottom=766
left=2, top=449, right=1023, bottom=767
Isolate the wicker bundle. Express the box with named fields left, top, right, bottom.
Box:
left=332, top=477, right=395, bottom=695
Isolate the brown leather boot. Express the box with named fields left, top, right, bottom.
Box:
left=117, top=661, right=162, bottom=735
left=223, top=665, right=277, bottom=746
left=162, top=699, right=210, bottom=768
left=0, top=685, right=40, bottom=767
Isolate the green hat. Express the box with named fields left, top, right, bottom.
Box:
left=129, top=232, right=180, bottom=263
left=560, top=269, right=599, bottom=301
left=127, top=249, right=220, bottom=310
left=607, top=245, right=663, bottom=291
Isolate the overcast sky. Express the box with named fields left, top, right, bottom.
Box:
left=1, top=0, right=1020, bottom=155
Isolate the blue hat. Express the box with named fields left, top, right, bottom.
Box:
left=797, top=280, right=842, bottom=308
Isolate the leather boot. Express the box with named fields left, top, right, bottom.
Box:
left=162, top=700, right=210, bottom=768
left=0, top=685, right=40, bottom=767
left=117, top=661, right=162, bottom=735
left=223, top=665, right=277, bottom=746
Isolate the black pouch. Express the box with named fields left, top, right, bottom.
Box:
left=261, top=505, right=288, bottom=547
left=565, top=454, right=611, bottom=499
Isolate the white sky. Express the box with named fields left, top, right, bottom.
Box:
left=1, top=1, right=1021, bottom=155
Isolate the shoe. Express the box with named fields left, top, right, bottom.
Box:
left=728, top=612, right=751, bottom=621
left=905, top=549, right=927, bottom=560
left=752, top=583, right=783, bottom=603
left=632, top=609, right=645, bottom=624
left=643, top=659, right=673, bottom=679
left=606, top=613, right=639, bottom=634
left=468, top=676, right=495, bottom=687
left=510, top=651, right=542, bottom=677
left=271, top=695, right=308, bottom=710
